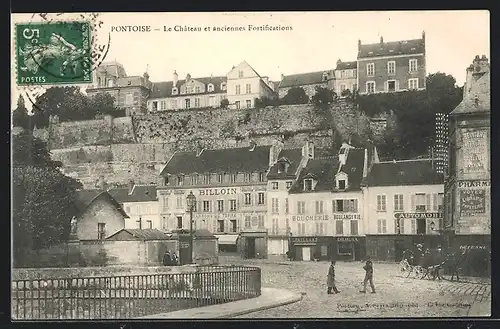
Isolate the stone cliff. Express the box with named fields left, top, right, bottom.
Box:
left=34, top=100, right=371, bottom=188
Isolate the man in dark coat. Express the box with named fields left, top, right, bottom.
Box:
left=360, top=258, right=376, bottom=293
left=326, top=260, right=340, bottom=294
left=162, top=250, right=172, bottom=266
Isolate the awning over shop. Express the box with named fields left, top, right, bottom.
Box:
left=216, top=234, right=239, bottom=245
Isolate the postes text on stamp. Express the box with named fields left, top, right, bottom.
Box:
left=16, top=21, right=92, bottom=86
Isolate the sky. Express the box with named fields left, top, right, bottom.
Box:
left=11, top=10, right=490, bottom=111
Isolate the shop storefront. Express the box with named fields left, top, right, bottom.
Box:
left=334, top=236, right=365, bottom=261
left=289, top=236, right=365, bottom=261
left=239, top=230, right=267, bottom=259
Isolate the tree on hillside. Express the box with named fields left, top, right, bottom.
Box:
left=355, top=72, right=463, bottom=159
left=31, top=86, right=94, bottom=127
left=12, top=95, right=30, bottom=129
left=281, top=87, right=309, bottom=105
left=255, top=96, right=279, bottom=108
left=12, top=130, right=82, bottom=264
left=220, top=98, right=229, bottom=109
left=90, top=92, right=120, bottom=117
left=312, top=86, right=335, bottom=107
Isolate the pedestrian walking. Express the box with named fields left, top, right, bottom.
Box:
left=326, top=260, right=340, bottom=294
left=171, top=251, right=179, bottom=266
left=360, top=258, right=376, bottom=293
left=162, top=250, right=172, bottom=266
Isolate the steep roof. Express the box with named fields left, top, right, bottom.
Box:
left=161, top=145, right=271, bottom=176
left=338, top=148, right=365, bottom=190
left=108, top=185, right=158, bottom=203
left=74, top=190, right=129, bottom=218
left=336, top=61, right=357, bottom=70
left=366, top=159, right=443, bottom=187
left=106, top=229, right=170, bottom=240
left=279, top=70, right=332, bottom=89
left=149, top=76, right=227, bottom=99
left=451, top=71, right=490, bottom=116
left=98, top=61, right=127, bottom=78
left=289, top=156, right=340, bottom=193
left=267, top=148, right=303, bottom=180
left=358, top=38, right=425, bottom=59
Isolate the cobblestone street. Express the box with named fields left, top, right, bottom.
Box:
left=219, top=257, right=491, bottom=318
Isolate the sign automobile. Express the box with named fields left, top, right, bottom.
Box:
left=394, top=212, right=442, bottom=219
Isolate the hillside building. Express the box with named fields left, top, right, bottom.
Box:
left=334, top=60, right=357, bottom=96
left=357, top=32, right=426, bottom=95
left=278, top=70, right=335, bottom=99
left=86, top=61, right=153, bottom=115
left=147, top=72, right=228, bottom=112
left=226, top=61, right=278, bottom=109
left=444, top=55, right=490, bottom=249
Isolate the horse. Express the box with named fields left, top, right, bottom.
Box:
left=19, top=33, right=86, bottom=76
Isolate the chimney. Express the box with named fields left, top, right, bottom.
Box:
left=380, top=36, right=383, bottom=45
left=306, top=141, right=315, bottom=159
left=269, top=142, right=283, bottom=167
left=143, top=71, right=149, bottom=81
left=249, top=140, right=257, bottom=151
left=281, top=73, right=284, bottom=81
left=128, top=180, right=135, bottom=195
left=186, top=73, right=191, bottom=81
left=173, top=70, right=178, bottom=85
left=337, top=59, right=342, bottom=66
left=196, top=146, right=204, bottom=157
left=422, top=30, right=425, bottom=40
left=362, top=148, right=369, bottom=179
left=98, top=175, right=107, bottom=190
left=358, top=39, right=361, bottom=49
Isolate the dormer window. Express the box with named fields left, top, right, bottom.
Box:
left=172, top=87, right=178, bottom=95
left=177, top=175, right=184, bottom=186
left=335, top=172, right=348, bottom=190
left=207, top=83, right=214, bottom=92
left=163, top=175, right=169, bottom=185
left=221, top=82, right=227, bottom=91
left=338, top=180, right=346, bottom=190
left=277, top=157, right=291, bottom=174
left=304, top=179, right=313, bottom=191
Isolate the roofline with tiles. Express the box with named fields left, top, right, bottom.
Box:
left=358, top=53, right=425, bottom=61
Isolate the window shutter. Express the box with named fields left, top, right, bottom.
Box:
left=213, top=219, right=217, bottom=233
left=411, top=194, right=416, bottom=211
left=332, top=200, right=336, bottom=213
left=432, top=193, right=438, bottom=211
left=354, top=199, right=358, bottom=212
left=384, top=81, right=388, bottom=92
left=426, top=194, right=431, bottom=211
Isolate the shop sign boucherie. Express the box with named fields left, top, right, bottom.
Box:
left=394, top=212, right=442, bottom=219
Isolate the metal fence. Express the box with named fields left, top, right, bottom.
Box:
left=12, top=265, right=261, bottom=320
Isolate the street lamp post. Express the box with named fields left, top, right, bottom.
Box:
left=186, top=191, right=197, bottom=264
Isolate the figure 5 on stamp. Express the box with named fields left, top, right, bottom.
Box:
left=16, top=21, right=92, bottom=85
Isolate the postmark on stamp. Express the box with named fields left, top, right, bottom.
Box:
left=15, top=21, right=92, bottom=85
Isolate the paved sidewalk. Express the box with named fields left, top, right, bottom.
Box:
left=138, top=287, right=302, bottom=319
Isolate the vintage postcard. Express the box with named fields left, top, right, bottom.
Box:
left=11, top=11, right=490, bottom=320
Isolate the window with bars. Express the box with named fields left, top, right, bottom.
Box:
left=258, top=215, right=265, bottom=228
left=217, top=200, right=224, bottom=212
left=203, top=200, right=210, bottom=212
left=297, top=201, right=306, bottom=214
left=230, top=199, right=237, bottom=211
left=335, top=221, right=343, bottom=235
left=376, top=195, right=386, bottom=212
left=272, top=198, right=279, bottom=214
left=394, top=194, right=404, bottom=211
left=315, top=201, right=324, bottom=214
left=334, top=199, right=359, bottom=212
left=350, top=220, right=358, bottom=235
left=377, top=219, right=387, bottom=233
left=244, top=193, right=252, bottom=205
left=258, top=192, right=265, bottom=205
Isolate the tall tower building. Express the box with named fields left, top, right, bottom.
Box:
left=434, top=112, right=449, bottom=174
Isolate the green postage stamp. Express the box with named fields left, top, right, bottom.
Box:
left=15, top=21, right=92, bottom=86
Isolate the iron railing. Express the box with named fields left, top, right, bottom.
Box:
left=12, top=265, right=261, bottom=320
